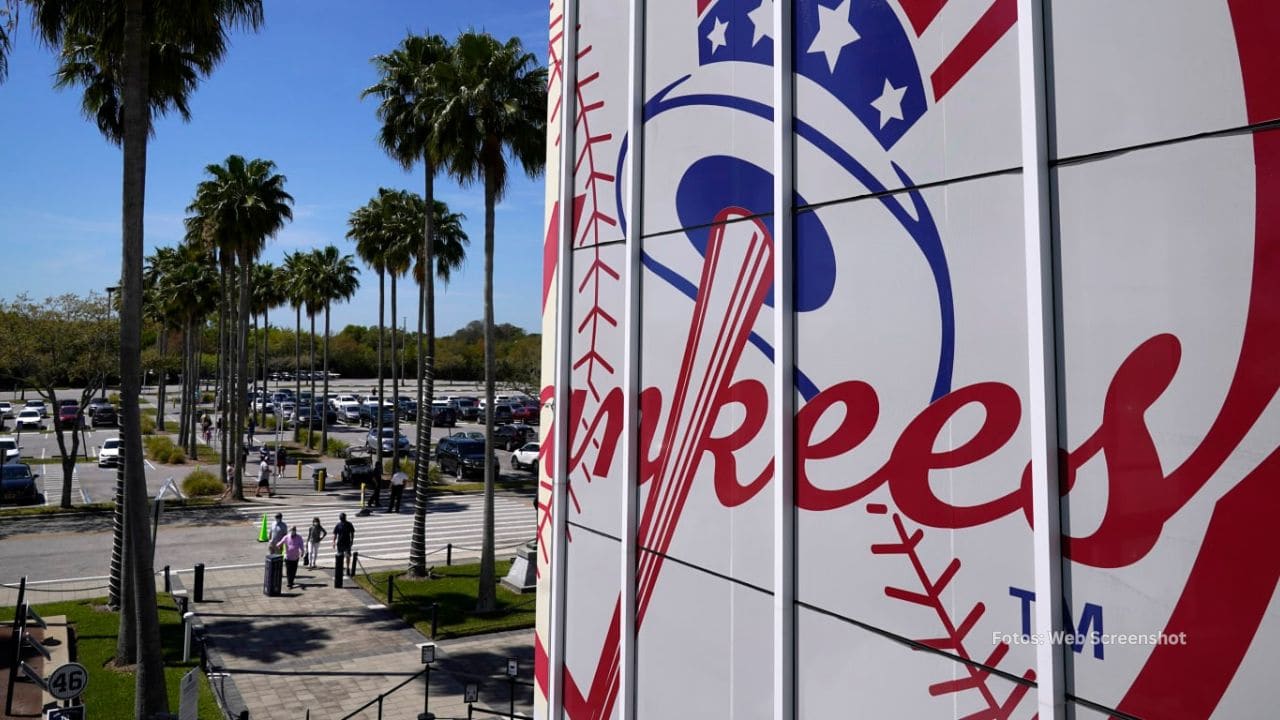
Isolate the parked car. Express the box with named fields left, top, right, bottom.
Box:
left=511, top=402, right=539, bottom=424
left=314, top=402, right=338, bottom=425
left=494, top=423, right=535, bottom=451
left=359, top=402, right=395, bottom=428
left=0, top=401, right=12, bottom=419
left=401, top=400, right=419, bottom=421
left=23, top=399, right=48, bottom=418
left=0, top=438, right=21, bottom=464
left=91, top=404, right=117, bottom=428
left=98, top=437, right=121, bottom=468
left=435, top=436, right=491, bottom=479
left=15, top=409, right=44, bottom=431
left=365, top=428, right=411, bottom=455
left=511, top=442, right=540, bottom=473
left=57, top=403, right=82, bottom=429
left=454, top=397, right=479, bottom=421
left=450, top=431, right=485, bottom=441
left=0, top=463, right=40, bottom=504
left=429, top=402, right=457, bottom=427
left=492, top=404, right=515, bottom=425
left=86, top=397, right=112, bottom=418
left=337, top=401, right=362, bottom=424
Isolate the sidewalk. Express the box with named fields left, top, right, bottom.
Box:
left=187, top=563, right=535, bottom=720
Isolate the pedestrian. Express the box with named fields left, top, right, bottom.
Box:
left=276, top=445, right=288, bottom=477
left=247, top=415, right=257, bottom=448
left=332, top=511, right=355, bottom=570
left=256, top=456, right=271, bottom=497
left=387, top=465, right=407, bottom=513
left=202, top=414, right=212, bottom=444
left=268, top=513, right=288, bottom=553
left=368, top=461, right=383, bottom=507
left=306, top=517, right=327, bottom=569
left=215, top=414, right=224, bottom=440
left=283, top=527, right=306, bottom=589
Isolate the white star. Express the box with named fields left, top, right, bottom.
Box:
left=807, top=0, right=860, bottom=73
left=707, top=17, right=730, bottom=54
left=747, top=0, right=773, bottom=47
left=870, top=79, right=907, bottom=128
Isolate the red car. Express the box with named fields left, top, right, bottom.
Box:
left=57, top=403, right=82, bottom=429
left=511, top=401, right=539, bottom=425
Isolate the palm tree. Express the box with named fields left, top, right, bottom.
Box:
left=0, top=3, right=12, bottom=83
left=302, top=249, right=325, bottom=450
left=27, top=1, right=265, bottom=713
left=349, top=190, right=397, bottom=476
left=313, top=246, right=361, bottom=452
left=433, top=31, right=546, bottom=611
left=363, top=34, right=454, bottom=567
left=282, top=251, right=310, bottom=442
left=187, top=155, right=293, bottom=497
left=250, top=262, right=284, bottom=425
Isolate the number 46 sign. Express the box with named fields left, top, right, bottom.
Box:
left=46, top=662, right=88, bottom=701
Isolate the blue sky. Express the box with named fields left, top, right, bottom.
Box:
left=0, top=1, right=550, bottom=335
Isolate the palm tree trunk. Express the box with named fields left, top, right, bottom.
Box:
left=390, top=271, right=399, bottom=471
left=235, top=256, right=252, bottom=500
left=308, top=311, right=317, bottom=449
left=119, top=0, right=168, bottom=711
left=156, top=327, right=167, bottom=431
left=218, top=258, right=230, bottom=485
left=294, top=305, right=302, bottom=442
left=376, top=268, right=386, bottom=474
left=477, top=170, right=498, bottom=613
left=261, top=310, right=269, bottom=425
left=322, top=301, right=331, bottom=453
left=411, top=166, right=437, bottom=577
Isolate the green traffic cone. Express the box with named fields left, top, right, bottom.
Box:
left=258, top=513, right=269, bottom=542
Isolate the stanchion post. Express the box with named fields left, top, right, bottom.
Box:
left=446, top=543, right=452, bottom=566
left=182, top=612, right=194, bottom=662
left=506, top=658, right=519, bottom=720
left=164, top=565, right=171, bottom=593
left=334, top=552, right=344, bottom=589
left=193, top=563, right=205, bottom=602
left=387, top=575, right=395, bottom=604
left=418, top=642, right=436, bottom=720
left=465, top=682, right=478, bottom=720
left=430, top=603, right=439, bottom=639
left=350, top=551, right=358, bottom=578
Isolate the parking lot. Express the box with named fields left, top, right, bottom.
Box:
left=0, top=380, right=542, bottom=506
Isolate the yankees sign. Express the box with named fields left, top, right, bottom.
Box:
left=536, top=0, right=1280, bottom=718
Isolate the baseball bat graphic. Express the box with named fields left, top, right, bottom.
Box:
left=578, top=208, right=774, bottom=719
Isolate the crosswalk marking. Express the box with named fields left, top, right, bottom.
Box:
left=237, top=496, right=536, bottom=564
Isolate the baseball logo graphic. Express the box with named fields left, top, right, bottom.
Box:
left=538, top=0, right=1280, bottom=718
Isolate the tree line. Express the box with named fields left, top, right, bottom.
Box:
left=0, top=2, right=544, bottom=714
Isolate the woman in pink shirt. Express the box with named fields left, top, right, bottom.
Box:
left=283, top=527, right=306, bottom=589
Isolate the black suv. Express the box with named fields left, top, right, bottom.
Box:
left=435, top=436, right=490, bottom=479
left=92, top=404, right=118, bottom=428
left=494, top=423, right=534, bottom=451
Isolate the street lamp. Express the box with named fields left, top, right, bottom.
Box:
left=417, top=642, right=436, bottom=720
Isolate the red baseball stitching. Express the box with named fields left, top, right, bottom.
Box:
left=871, top=508, right=1036, bottom=719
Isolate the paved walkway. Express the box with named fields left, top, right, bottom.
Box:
left=185, top=561, right=534, bottom=720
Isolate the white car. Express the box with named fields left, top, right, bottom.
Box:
left=23, top=400, right=48, bottom=418
left=338, top=401, right=362, bottom=424
left=98, top=437, right=121, bottom=468
left=0, top=401, right=12, bottom=419
left=15, top=409, right=44, bottom=431
left=510, top=442, right=540, bottom=473
left=0, top=437, right=20, bottom=463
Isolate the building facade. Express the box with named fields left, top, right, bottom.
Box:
left=534, top=0, right=1280, bottom=717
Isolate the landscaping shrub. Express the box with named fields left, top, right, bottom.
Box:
left=182, top=469, right=223, bottom=497
left=325, top=437, right=349, bottom=457
left=143, top=436, right=186, bottom=464
left=200, top=391, right=214, bottom=403
left=140, top=414, right=156, bottom=435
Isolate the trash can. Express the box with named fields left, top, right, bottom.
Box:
left=263, top=554, right=283, bottom=597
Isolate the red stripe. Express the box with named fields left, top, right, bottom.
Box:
left=899, top=0, right=949, bottom=35
left=697, top=0, right=714, bottom=17
left=1228, top=0, right=1280, bottom=124
left=930, top=0, right=1015, bottom=101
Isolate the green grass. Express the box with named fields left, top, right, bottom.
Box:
left=429, top=479, right=539, bottom=494
left=1, top=595, right=223, bottom=720
left=25, top=456, right=98, bottom=465
left=355, top=561, right=535, bottom=640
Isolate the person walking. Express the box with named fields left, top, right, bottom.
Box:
left=247, top=415, right=257, bottom=448
left=305, top=517, right=327, bottom=569
left=268, top=513, right=288, bottom=553
left=332, top=512, right=355, bottom=572
left=387, top=465, right=407, bottom=513
left=283, top=527, right=306, bottom=589
left=256, top=456, right=272, bottom=497
left=368, top=461, right=383, bottom=508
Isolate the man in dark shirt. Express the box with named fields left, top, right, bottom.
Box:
left=332, top=512, right=355, bottom=571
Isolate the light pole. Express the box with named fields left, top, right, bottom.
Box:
left=103, top=285, right=119, bottom=399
